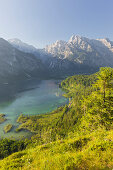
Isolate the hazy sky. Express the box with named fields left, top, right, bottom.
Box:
left=0, top=0, right=113, bottom=48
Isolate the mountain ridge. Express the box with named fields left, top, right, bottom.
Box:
left=44, top=35, right=113, bottom=69
left=0, top=38, right=46, bottom=83
left=4, top=35, right=113, bottom=79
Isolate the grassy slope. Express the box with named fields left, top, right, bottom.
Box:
left=0, top=130, right=113, bottom=170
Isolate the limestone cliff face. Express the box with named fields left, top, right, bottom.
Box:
left=45, top=35, right=113, bottom=68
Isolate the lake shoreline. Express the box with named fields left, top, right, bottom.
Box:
left=0, top=79, right=68, bottom=139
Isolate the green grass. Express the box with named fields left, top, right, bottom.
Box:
left=0, top=129, right=112, bottom=170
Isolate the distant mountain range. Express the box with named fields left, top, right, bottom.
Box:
left=0, top=35, right=113, bottom=82
left=45, top=36, right=113, bottom=68
left=9, top=36, right=113, bottom=75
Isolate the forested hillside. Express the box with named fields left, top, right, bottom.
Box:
left=0, top=67, right=113, bottom=169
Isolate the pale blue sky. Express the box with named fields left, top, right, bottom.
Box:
left=0, top=0, right=113, bottom=48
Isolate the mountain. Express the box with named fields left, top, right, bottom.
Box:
left=8, top=38, right=49, bottom=62
left=8, top=36, right=113, bottom=77
left=0, top=38, right=45, bottom=83
left=45, top=35, right=113, bottom=74
left=8, top=38, right=38, bottom=54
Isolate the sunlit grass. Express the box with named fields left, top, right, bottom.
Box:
left=0, top=129, right=112, bottom=170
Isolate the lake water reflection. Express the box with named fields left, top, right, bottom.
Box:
left=0, top=79, right=68, bottom=139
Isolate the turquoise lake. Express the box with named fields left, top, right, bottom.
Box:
left=0, top=79, right=68, bottom=139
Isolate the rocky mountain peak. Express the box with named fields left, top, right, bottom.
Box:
left=97, top=38, right=113, bottom=52
left=68, top=35, right=82, bottom=43
left=68, top=35, right=92, bottom=52
left=55, top=40, right=66, bottom=46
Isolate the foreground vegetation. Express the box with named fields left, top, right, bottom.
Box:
left=0, top=114, right=6, bottom=124
left=0, top=129, right=112, bottom=170
left=4, top=124, right=13, bottom=133
left=0, top=138, right=29, bottom=159
left=0, top=67, right=113, bottom=169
